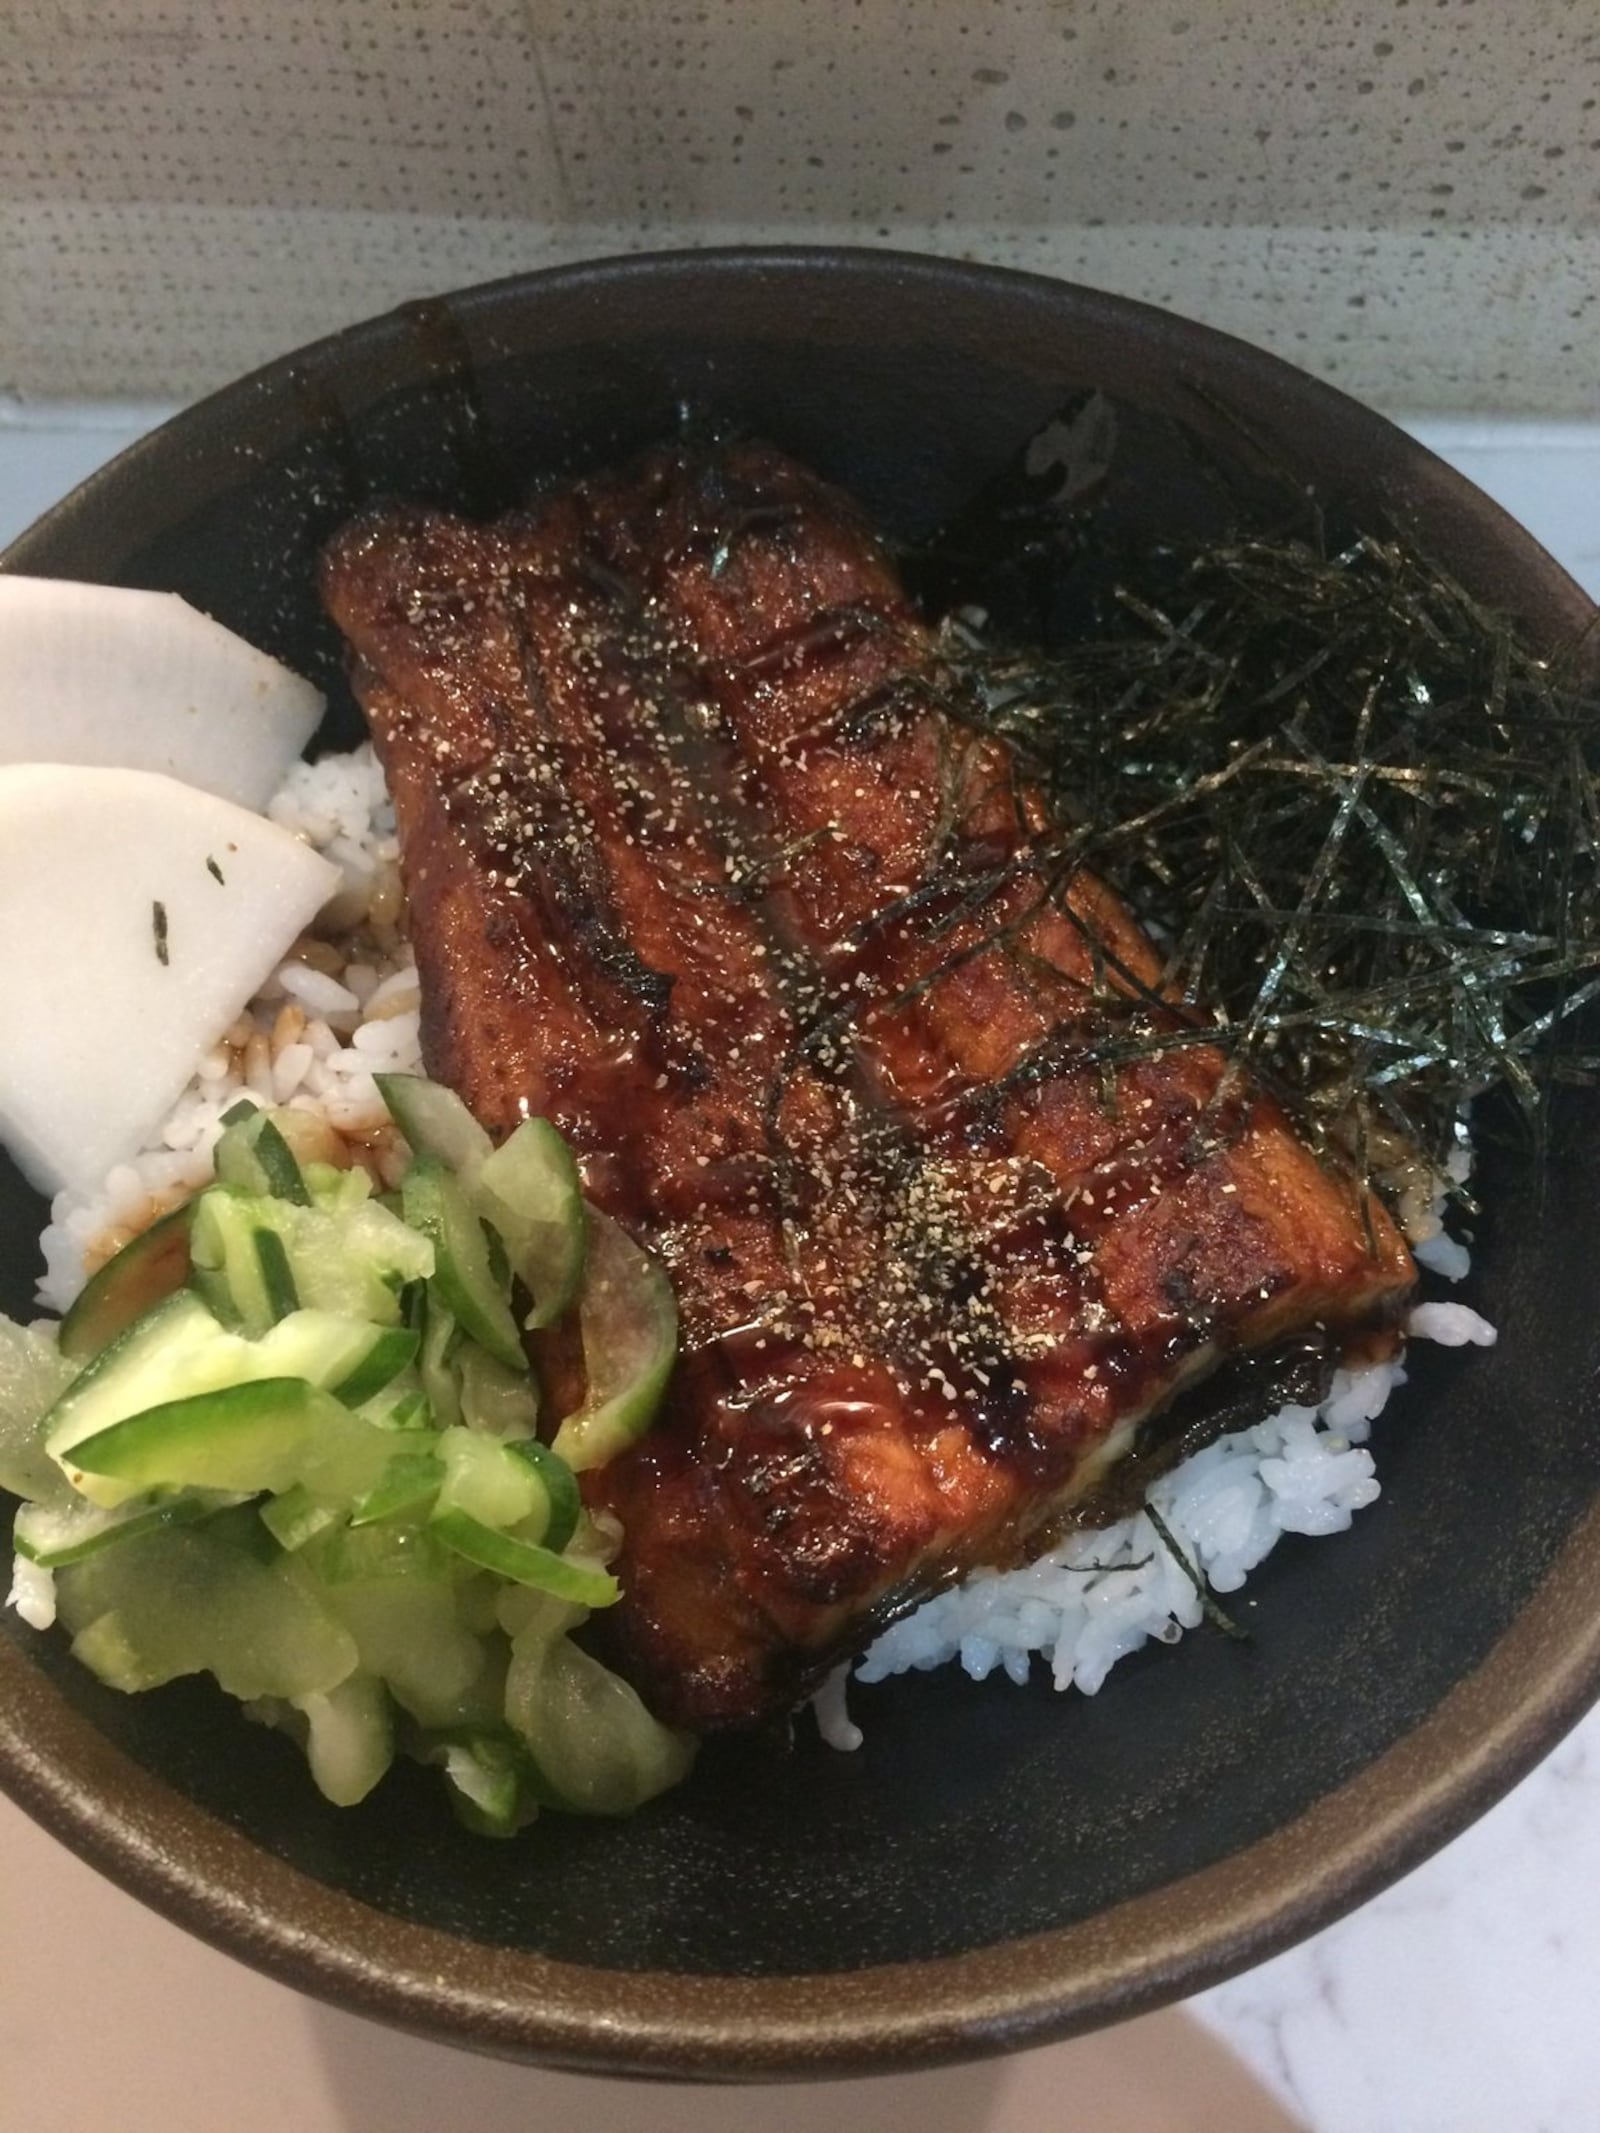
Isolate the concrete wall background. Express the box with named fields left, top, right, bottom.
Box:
left=2, top=0, right=1597, bottom=410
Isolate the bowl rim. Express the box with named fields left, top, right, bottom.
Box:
left=3, top=241, right=1599, bottom=2079
left=8, top=242, right=1595, bottom=635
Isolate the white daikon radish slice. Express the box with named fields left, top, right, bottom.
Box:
left=0, top=577, right=323, bottom=811
left=0, top=765, right=339, bottom=1197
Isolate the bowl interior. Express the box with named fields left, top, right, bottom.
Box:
left=3, top=250, right=1599, bottom=2065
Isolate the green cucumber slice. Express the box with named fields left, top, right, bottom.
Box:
left=433, top=1427, right=543, bottom=1533
left=190, top=1183, right=315, bottom=1336
left=258, top=1485, right=346, bottom=1553
left=194, top=1187, right=433, bottom=1335
left=215, top=1103, right=312, bottom=1205
left=57, top=1522, right=358, bottom=1701
left=508, top=1437, right=581, bottom=1556
left=330, top=1325, right=418, bottom=1407
left=476, top=1118, right=586, bottom=1331
left=421, top=1730, right=537, bottom=1838
left=295, top=1672, right=394, bottom=1806
left=493, top=1583, right=587, bottom=1644
left=255, top=1225, right=301, bottom=1323
left=278, top=1198, right=434, bottom=1326
left=456, top=1342, right=539, bottom=1440
left=302, top=1161, right=375, bottom=1214
left=254, top=1310, right=415, bottom=1397
left=376, top=1073, right=493, bottom=1175
left=378, top=1075, right=587, bottom=1334
left=12, top=1488, right=240, bottom=1567
left=349, top=1449, right=443, bottom=1528
left=313, top=1570, right=492, bottom=1729
left=44, top=1291, right=233, bottom=1466
left=58, top=1204, right=193, bottom=1363
left=0, top=1315, right=77, bottom=1503
left=550, top=1210, right=677, bottom=1472
left=62, top=1377, right=379, bottom=1502
left=431, top=1509, right=618, bottom=1606
left=305, top=1515, right=448, bottom=1587
left=417, top=1291, right=463, bottom=1429
left=357, top=1384, right=431, bottom=1433
left=46, top=1303, right=416, bottom=1508
left=504, top=1625, right=695, bottom=1815
left=401, top=1156, right=525, bottom=1374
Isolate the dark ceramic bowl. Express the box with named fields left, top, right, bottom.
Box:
left=3, top=249, right=1598, bottom=2080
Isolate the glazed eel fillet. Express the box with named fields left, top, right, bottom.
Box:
left=322, top=444, right=1414, bottom=1731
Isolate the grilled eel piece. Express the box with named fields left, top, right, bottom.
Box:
left=322, top=443, right=1414, bottom=1732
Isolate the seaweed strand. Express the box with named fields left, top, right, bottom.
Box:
left=931, top=525, right=1600, bottom=1177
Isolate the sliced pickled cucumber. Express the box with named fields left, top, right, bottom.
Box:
left=46, top=1300, right=420, bottom=1505
left=362, top=1389, right=432, bottom=1435
left=13, top=1068, right=693, bottom=1834
left=510, top=1437, right=580, bottom=1556
left=296, top=1672, right=394, bottom=1806
left=401, top=1157, right=525, bottom=1373
left=476, top=1117, right=586, bottom=1331
left=377, top=1075, right=586, bottom=1337
left=431, top=1509, right=617, bottom=1607
left=258, top=1484, right=346, bottom=1553
left=0, top=1314, right=76, bottom=1502
left=416, top=1290, right=463, bottom=1429
left=504, top=1622, right=695, bottom=1815
left=63, top=1376, right=390, bottom=1506
left=375, top=1072, right=493, bottom=1175
left=551, top=1209, right=677, bottom=1472
left=312, top=1568, right=491, bottom=1729
left=192, top=1186, right=431, bottom=1333
left=57, top=1203, right=192, bottom=1363
left=58, top=1521, right=358, bottom=1701
left=423, top=1729, right=538, bottom=1838
left=281, top=1197, right=434, bottom=1326
left=330, top=1324, right=419, bottom=1406
left=44, top=1290, right=236, bottom=1469
left=305, top=1514, right=447, bottom=1587
left=189, top=1185, right=294, bottom=1336
left=456, top=1343, right=538, bottom=1440
left=13, top=1488, right=239, bottom=1567
left=214, top=1102, right=312, bottom=1205
left=302, top=1161, right=374, bottom=1215
left=349, top=1448, right=442, bottom=1528
left=433, top=1427, right=543, bottom=1532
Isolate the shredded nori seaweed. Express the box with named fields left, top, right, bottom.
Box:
left=926, top=518, right=1600, bottom=1186
left=1143, top=1502, right=1250, bottom=1643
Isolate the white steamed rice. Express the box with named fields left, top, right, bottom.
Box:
left=850, top=1358, right=1399, bottom=1716
left=28, top=744, right=1496, bottom=1733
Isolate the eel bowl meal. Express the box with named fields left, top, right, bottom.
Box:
left=0, top=435, right=1545, bottom=1834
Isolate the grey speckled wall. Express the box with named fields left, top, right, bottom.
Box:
left=1, top=0, right=1597, bottom=411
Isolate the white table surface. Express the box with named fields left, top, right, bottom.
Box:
left=3, top=405, right=1599, bottom=2133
